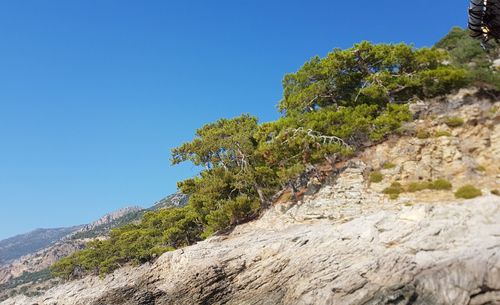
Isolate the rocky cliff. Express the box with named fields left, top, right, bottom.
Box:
left=2, top=89, right=499, bottom=305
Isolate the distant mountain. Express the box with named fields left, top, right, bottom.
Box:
left=149, top=192, right=189, bottom=210
left=69, top=206, right=144, bottom=240
left=0, top=227, right=82, bottom=265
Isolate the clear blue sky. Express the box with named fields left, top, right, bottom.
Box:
left=0, top=0, right=468, bottom=240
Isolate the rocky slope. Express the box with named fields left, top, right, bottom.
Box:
left=6, top=195, right=498, bottom=305
left=2, top=88, right=499, bottom=305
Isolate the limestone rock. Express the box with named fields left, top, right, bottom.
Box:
left=2, top=195, right=499, bottom=305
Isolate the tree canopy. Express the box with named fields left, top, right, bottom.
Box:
left=436, top=27, right=499, bottom=89
left=279, top=41, right=469, bottom=114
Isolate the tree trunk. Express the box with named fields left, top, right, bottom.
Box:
left=254, top=183, right=269, bottom=208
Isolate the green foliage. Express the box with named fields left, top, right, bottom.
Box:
left=436, top=27, right=500, bottom=89
left=383, top=182, right=403, bottom=198
left=445, top=117, right=464, bottom=128
left=430, top=179, right=453, bottom=190
left=475, top=165, right=486, bottom=172
left=492, top=189, right=500, bottom=196
left=406, top=179, right=452, bottom=192
left=406, top=181, right=433, bottom=192
left=173, top=115, right=274, bottom=236
left=51, top=206, right=202, bottom=278
left=370, top=171, right=383, bottom=183
left=416, top=129, right=431, bottom=139
left=382, top=162, right=396, bottom=169
left=435, top=130, right=451, bottom=137
left=279, top=41, right=469, bottom=114
left=454, top=185, right=482, bottom=199
left=388, top=193, right=399, bottom=200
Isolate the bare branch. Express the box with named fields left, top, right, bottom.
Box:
left=291, top=127, right=351, bottom=149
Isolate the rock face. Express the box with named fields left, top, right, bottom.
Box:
left=3, top=194, right=499, bottom=305
left=149, top=192, right=189, bottom=210
left=2, top=89, right=499, bottom=305
left=364, top=88, right=500, bottom=190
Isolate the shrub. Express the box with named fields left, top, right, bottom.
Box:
left=406, top=179, right=452, bottom=192
left=491, top=189, right=500, bottom=196
left=430, top=179, right=453, bottom=190
left=383, top=182, right=403, bottom=198
left=475, top=165, right=486, bottom=172
left=455, top=185, right=482, bottom=199
left=382, top=162, right=396, bottom=169
left=389, top=193, right=399, bottom=200
left=445, top=117, right=464, bottom=128
left=370, top=171, right=383, bottom=183
left=416, top=129, right=430, bottom=139
left=435, top=130, right=451, bottom=137
left=406, top=181, right=433, bottom=192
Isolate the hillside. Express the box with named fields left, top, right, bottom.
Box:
left=3, top=88, right=499, bottom=305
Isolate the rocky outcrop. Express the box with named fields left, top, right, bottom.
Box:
left=149, top=192, right=189, bottom=210
left=362, top=88, right=500, bottom=203
left=3, top=191, right=499, bottom=305
left=72, top=206, right=143, bottom=236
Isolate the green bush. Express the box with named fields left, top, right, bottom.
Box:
left=454, top=185, right=482, bottom=199
left=475, top=165, right=486, bottom=172
left=383, top=182, right=403, bottom=199
left=430, top=179, right=453, bottom=190
left=445, top=117, right=464, bottom=128
left=435, top=130, right=451, bottom=137
left=492, top=189, right=500, bottom=196
left=382, top=162, right=396, bottom=169
left=406, top=179, right=452, bottom=192
left=416, top=129, right=431, bottom=139
left=406, top=181, right=433, bottom=192
left=370, top=171, right=383, bottom=183
left=389, top=193, right=399, bottom=200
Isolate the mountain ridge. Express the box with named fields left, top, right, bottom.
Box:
left=0, top=227, right=83, bottom=266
